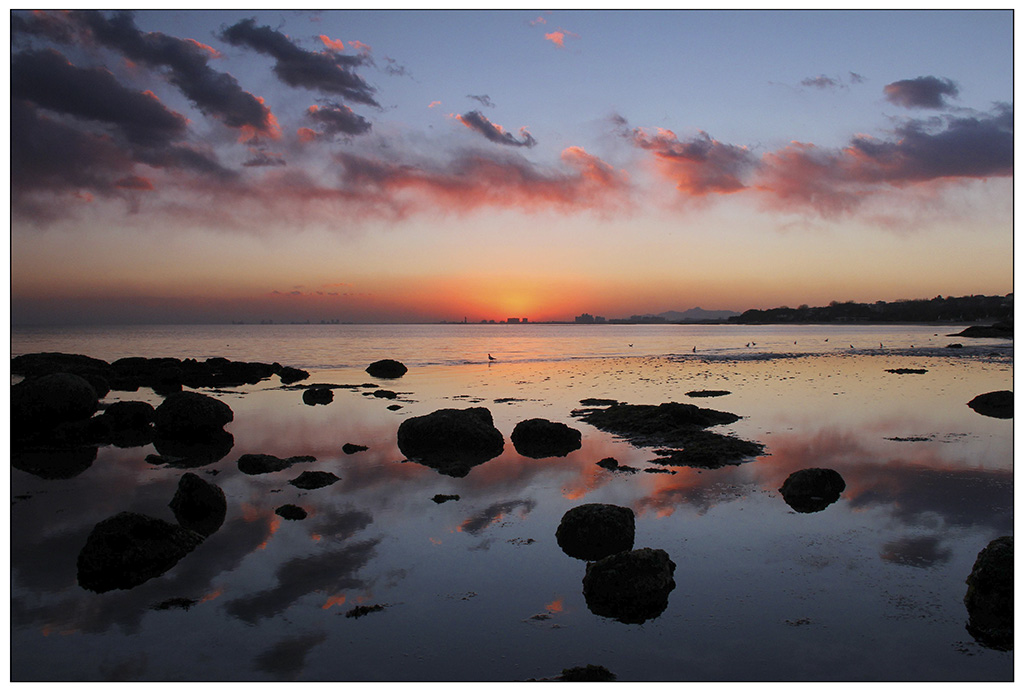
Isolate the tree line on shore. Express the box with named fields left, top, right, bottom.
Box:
left=728, top=294, right=1013, bottom=324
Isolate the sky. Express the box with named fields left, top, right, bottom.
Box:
left=9, top=9, right=1015, bottom=325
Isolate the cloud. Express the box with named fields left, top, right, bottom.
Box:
left=242, top=149, right=286, bottom=167
left=73, top=11, right=279, bottom=136
left=849, top=72, right=866, bottom=84
left=622, top=121, right=757, bottom=195
left=454, top=111, right=536, bottom=148
left=299, top=103, right=373, bottom=140
left=801, top=74, right=841, bottom=90
left=529, top=16, right=547, bottom=26
left=883, top=76, right=959, bottom=109
left=428, top=101, right=441, bottom=109
left=544, top=29, right=579, bottom=48
left=115, top=175, right=154, bottom=190
left=221, top=18, right=378, bottom=107
left=468, top=94, right=495, bottom=108
left=331, top=144, right=630, bottom=216
left=11, top=48, right=189, bottom=148
left=318, top=34, right=344, bottom=51
left=756, top=105, right=1012, bottom=215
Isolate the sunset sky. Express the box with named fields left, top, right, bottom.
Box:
left=10, top=9, right=1014, bottom=325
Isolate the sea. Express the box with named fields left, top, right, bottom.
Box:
left=9, top=323, right=1014, bottom=681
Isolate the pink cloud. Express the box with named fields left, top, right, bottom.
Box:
left=544, top=28, right=579, bottom=48
left=318, top=34, right=345, bottom=51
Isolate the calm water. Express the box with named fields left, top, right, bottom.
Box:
left=9, top=324, right=1014, bottom=681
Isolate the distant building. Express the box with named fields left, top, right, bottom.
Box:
left=575, top=313, right=595, bottom=324
left=507, top=317, right=520, bottom=324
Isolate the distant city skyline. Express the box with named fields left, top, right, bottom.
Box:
left=10, top=10, right=1013, bottom=325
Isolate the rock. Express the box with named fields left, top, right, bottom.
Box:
left=595, top=457, right=638, bottom=473
left=76, top=512, right=204, bottom=593
left=397, top=407, right=505, bottom=477
left=946, top=343, right=964, bottom=349
left=556, top=503, right=635, bottom=561
left=372, top=389, right=398, bottom=399
left=153, top=391, right=233, bottom=437
left=387, top=404, right=403, bottom=411
left=558, top=665, right=617, bottom=682
left=169, top=472, right=226, bottom=536
left=12, top=373, right=99, bottom=441
left=302, top=387, right=334, bottom=405
left=885, top=368, right=928, bottom=374
left=12, top=446, right=97, bottom=479
left=278, top=366, right=309, bottom=385
left=342, top=443, right=368, bottom=454
left=101, top=400, right=156, bottom=429
left=237, top=453, right=317, bottom=475
left=289, top=470, right=340, bottom=490
left=779, top=468, right=846, bottom=513
left=431, top=494, right=460, bottom=504
left=573, top=401, right=763, bottom=468
left=345, top=603, right=386, bottom=618
left=366, top=359, right=407, bottom=378
left=967, top=391, right=1013, bottom=419
left=685, top=390, right=731, bottom=398
left=964, top=535, right=1013, bottom=650
left=951, top=322, right=1013, bottom=339
left=511, top=418, right=582, bottom=459
left=579, top=398, right=619, bottom=407
left=275, top=504, right=307, bottom=520
left=582, top=548, right=676, bottom=624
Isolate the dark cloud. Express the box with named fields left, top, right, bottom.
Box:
left=467, top=94, right=495, bottom=108
left=456, top=111, right=536, bottom=148
left=75, top=10, right=276, bottom=134
left=243, top=149, right=287, bottom=167
left=849, top=72, right=866, bottom=84
left=758, top=105, right=1012, bottom=215
left=11, top=10, right=80, bottom=43
left=883, top=76, right=959, bottom=109
left=299, top=103, right=372, bottom=141
left=801, top=74, right=840, bottom=90
left=12, top=48, right=188, bottom=147
left=383, top=57, right=409, bottom=77
left=220, top=18, right=379, bottom=107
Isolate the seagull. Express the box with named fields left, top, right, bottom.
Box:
left=628, top=343, right=633, bottom=347
left=692, top=346, right=696, bottom=353
left=488, top=354, right=496, bottom=361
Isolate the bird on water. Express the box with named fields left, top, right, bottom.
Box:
left=488, top=354, right=496, bottom=361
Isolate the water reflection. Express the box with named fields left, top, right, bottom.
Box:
left=10, top=351, right=1013, bottom=680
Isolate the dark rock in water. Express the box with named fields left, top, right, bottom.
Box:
left=169, top=472, right=226, bottom=536
left=579, top=398, right=619, bottom=407
left=779, top=468, right=846, bottom=513
left=652, top=430, right=766, bottom=469
left=397, top=407, right=505, bottom=477
left=559, top=665, right=617, bottom=682
left=372, top=389, right=398, bottom=399
left=964, top=535, right=1013, bottom=651
left=431, top=494, right=460, bottom=504
left=152, top=597, right=198, bottom=611
left=574, top=401, right=764, bottom=468
left=77, top=512, right=204, bottom=593
left=951, top=322, right=1013, bottom=339
left=512, top=418, right=583, bottom=459
left=153, top=391, right=233, bottom=437
left=595, top=457, right=639, bottom=474
left=101, top=400, right=156, bottom=429
left=685, top=390, right=731, bottom=398
left=582, top=548, right=676, bottom=624
left=302, top=387, right=334, bottom=405
left=946, top=343, right=964, bottom=349
left=12, top=373, right=99, bottom=440
left=12, top=446, right=97, bottom=480
left=290, top=470, right=340, bottom=490
left=278, top=366, right=309, bottom=385
left=237, top=453, right=317, bottom=475
left=366, top=359, right=408, bottom=378
left=275, top=504, right=307, bottom=521
left=342, top=443, right=368, bottom=454
left=557, top=503, right=635, bottom=561
left=345, top=603, right=386, bottom=618
left=967, top=390, right=1013, bottom=419
left=885, top=368, right=928, bottom=375
left=387, top=404, right=403, bottom=411
left=149, top=430, right=234, bottom=468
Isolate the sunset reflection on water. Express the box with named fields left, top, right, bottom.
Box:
left=11, top=349, right=1012, bottom=681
